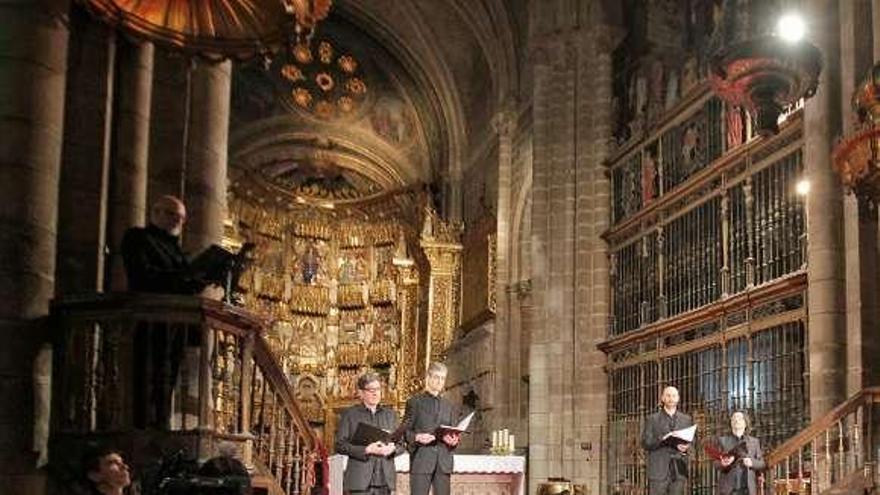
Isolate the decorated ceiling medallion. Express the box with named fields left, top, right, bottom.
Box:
left=277, top=38, right=368, bottom=121
left=316, top=73, right=335, bottom=92
left=293, top=88, right=313, bottom=108
left=318, top=42, right=334, bottom=64
left=338, top=55, right=357, bottom=73
left=293, top=43, right=313, bottom=64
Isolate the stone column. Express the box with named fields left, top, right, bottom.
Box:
left=804, top=0, right=847, bottom=416
left=528, top=35, right=577, bottom=494
left=571, top=27, right=614, bottom=488
left=0, top=0, right=70, bottom=491
left=148, top=50, right=190, bottom=201
left=55, top=10, right=114, bottom=296
left=108, top=40, right=154, bottom=290
left=184, top=60, right=231, bottom=253
left=492, top=108, right=516, bottom=431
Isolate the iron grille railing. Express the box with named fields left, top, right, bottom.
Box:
left=607, top=317, right=808, bottom=495
left=609, top=149, right=804, bottom=338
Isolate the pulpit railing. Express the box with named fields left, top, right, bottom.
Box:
left=761, top=387, right=880, bottom=495
left=50, top=293, right=319, bottom=495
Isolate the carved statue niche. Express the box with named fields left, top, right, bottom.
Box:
left=641, top=148, right=659, bottom=205
left=295, top=320, right=324, bottom=366
left=300, top=243, right=321, bottom=284
left=294, top=375, right=326, bottom=423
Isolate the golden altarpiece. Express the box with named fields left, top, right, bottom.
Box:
left=224, top=183, right=463, bottom=447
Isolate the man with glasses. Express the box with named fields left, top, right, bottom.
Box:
left=401, top=362, right=460, bottom=495
left=335, top=372, right=402, bottom=495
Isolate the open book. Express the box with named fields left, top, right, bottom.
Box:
left=661, top=424, right=696, bottom=447
left=189, top=242, right=256, bottom=287
left=189, top=244, right=238, bottom=284
left=435, top=411, right=475, bottom=435
left=704, top=438, right=748, bottom=461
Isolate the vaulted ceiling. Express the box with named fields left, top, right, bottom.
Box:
left=227, top=0, right=527, bottom=206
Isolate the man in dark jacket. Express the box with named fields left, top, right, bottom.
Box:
left=715, top=411, right=764, bottom=495
left=641, top=386, right=694, bottom=495
left=335, top=372, right=402, bottom=494
left=121, top=195, right=222, bottom=427
left=121, top=195, right=219, bottom=296
left=400, top=362, right=460, bottom=495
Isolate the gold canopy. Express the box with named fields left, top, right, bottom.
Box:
left=80, top=0, right=332, bottom=59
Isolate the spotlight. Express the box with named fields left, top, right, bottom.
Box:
left=796, top=179, right=811, bottom=196
left=777, top=13, right=806, bottom=43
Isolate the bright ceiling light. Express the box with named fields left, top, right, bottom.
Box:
left=796, top=179, right=811, bottom=196
left=777, top=13, right=806, bottom=43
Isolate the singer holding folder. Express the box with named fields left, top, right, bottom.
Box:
left=400, top=362, right=461, bottom=495
left=335, top=372, right=404, bottom=495
left=713, top=411, right=764, bottom=495
left=641, top=386, right=695, bottom=495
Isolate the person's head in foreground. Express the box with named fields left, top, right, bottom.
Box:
left=83, top=446, right=131, bottom=495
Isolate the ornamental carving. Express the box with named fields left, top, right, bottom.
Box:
left=228, top=187, right=462, bottom=447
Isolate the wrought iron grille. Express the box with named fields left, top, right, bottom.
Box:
left=607, top=319, right=808, bottom=495
left=664, top=197, right=722, bottom=319
left=612, top=232, right=659, bottom=335
left=751, top=151, right=805, bottom=286
left=610, top=150, right=805, bottom=337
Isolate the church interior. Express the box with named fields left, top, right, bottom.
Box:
left=4, top=0, right=880, bottom=494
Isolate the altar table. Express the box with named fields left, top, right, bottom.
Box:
left=329, top=454, right=526, bottom=495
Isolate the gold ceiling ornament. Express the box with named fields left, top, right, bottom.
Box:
left=79, top=0, right=332, bottom=60
left=274, top=36, right=368, bottom=121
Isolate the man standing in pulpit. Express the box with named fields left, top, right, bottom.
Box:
left=401, top=362, right=460, bottom=495
left=641, top=386, right=694, bottom=495
left=335, top=372, right=402, bottom=495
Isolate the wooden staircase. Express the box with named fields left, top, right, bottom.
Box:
left=50, top=293, right=322, bottom=494
left=761, top=387, right=880, bottom=495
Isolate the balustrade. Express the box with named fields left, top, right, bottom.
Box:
left=51, top=293, right=319, bottom=495
left=760, top=388, right=880, bottom=495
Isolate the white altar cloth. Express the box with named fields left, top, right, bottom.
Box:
left=329, top=454, right=526, bottom=495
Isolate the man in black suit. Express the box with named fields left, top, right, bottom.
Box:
left=641, top=386, right=694, bottom=495
left=335, top=372, right=402, bottom=495
left=401, top=362, right=460, bottom=495
left=121, top=195, right=223, bottom=428
left=715, top=411, right=764, bottom=495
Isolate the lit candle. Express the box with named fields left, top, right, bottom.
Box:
left=508, top=434, right=515, bottom=453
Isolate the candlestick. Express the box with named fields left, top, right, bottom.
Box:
left=508, top=434, right=515, bottom=452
